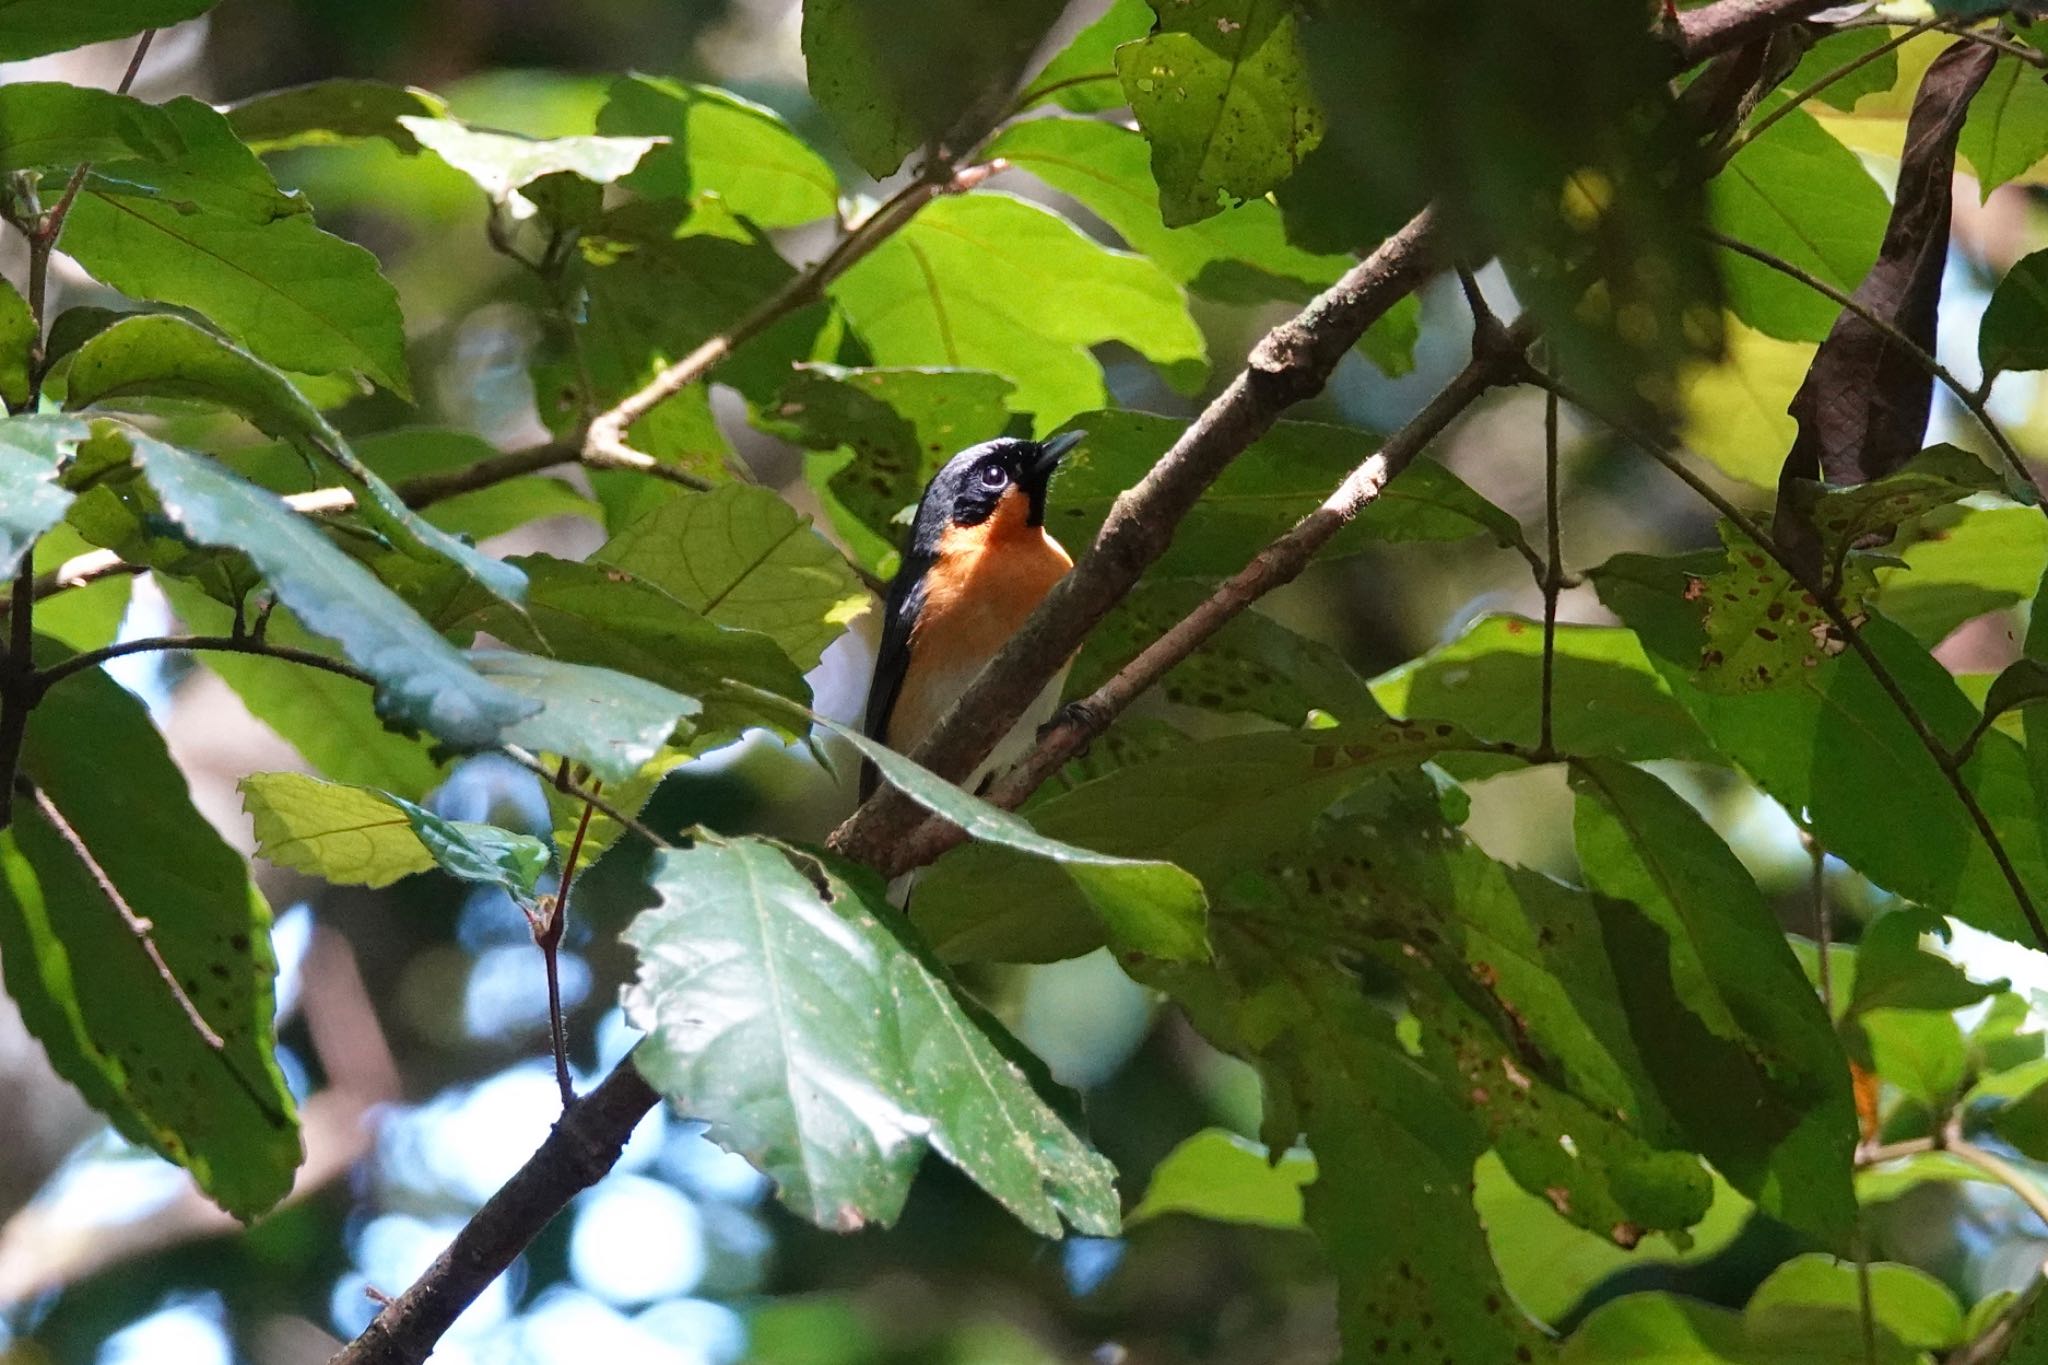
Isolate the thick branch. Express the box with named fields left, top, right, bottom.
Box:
left=829, top=207, right=1447, bottom=868
left=1675, top=0, right=1838, bottom=60
left=328, top=1060, right=660, bottom=1365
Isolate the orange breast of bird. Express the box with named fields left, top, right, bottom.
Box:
left=887, top=486, right=1073, bottom=751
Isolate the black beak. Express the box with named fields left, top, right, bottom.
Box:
left=1025, top=429, right=1084, bottom=489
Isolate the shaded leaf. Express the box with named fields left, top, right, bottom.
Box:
left=1781, top=41, right=1996, bottom=489
left=1961, top=54, right=2048, bottom=197
left=594, top=484, right=869, bottom=671
left=1980, top=247, right=2048, bottom=378
left=467, top=648, right=701, bottom=786
left=64, top=313, right=525, bottom=603
left=596, top=75, right=838, bottom=227
left=61, top=98, right=411, bottom=395
left=0, top=275, right=29, bottom=410
left=1128, top=1129, right=1314, bottom=1228
left=1115, top=0, right=1324, bottom=227
left=101, top=424, right=536, bottom=749
left=1788, top=28, right=1904, bottom=113
left=1848, top=907, right=2003, bottom=1017
left=383, top=793, right=550, bottom=901
left=828, top=192, right=1206, bottom=428
left=0, top=0, right=215, bottom=60
left=0, top=83, right=188, bottom=173
left=800, top=0, right=1066, bottom=178
left=625, top=838, right=1119, bottom=1236
left=0, top=655, right=297, bottom=1219
left=1018, top=0, right=1150, bottom=112
left=224, top=80, right=448, bottom=154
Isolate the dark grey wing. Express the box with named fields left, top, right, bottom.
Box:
left=859, top=560, right=928, bottom=801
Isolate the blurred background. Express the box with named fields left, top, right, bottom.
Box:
left=6, top=2, right=2048, bottom=1362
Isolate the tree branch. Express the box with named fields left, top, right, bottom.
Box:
left=829, top=206, right=1448, bottom=870
left=32, top=634, right=376, bottom=695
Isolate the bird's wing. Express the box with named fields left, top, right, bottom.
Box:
left=860, top=562, right=927, bottom=801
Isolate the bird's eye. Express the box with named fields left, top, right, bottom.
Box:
left=979, top=464, right=1009, bottom=489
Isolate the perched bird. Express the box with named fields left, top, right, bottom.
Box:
left=861, top=431, right=1084, bottom=800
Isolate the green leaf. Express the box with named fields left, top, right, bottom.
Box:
left=1564, top=1278, right=1946, bottom=1364
left=914, top=719, right=1475, bottom=963
left=748, top=686, right=1209, bottom=966
left=64, top=314, right=525, bottom=604
left=400, top=115, right=662, bottom=215
left=1042, top=412, right=1382, bottom=575
left=102, top=424, right=536, bottom=749
left=1787, top=28, right=1903, bottom=112
left=1069, top=580, right=1385, bottom=727
left=1991, top=1077, right=2048, bottom=1159
left=0, top=0, right=215, bottom=60
left=1571, top=758, right=1859, bottom=1246
left=1115, top=0, right=1324, bottom=227
left=0, top=83, right=188, bottom=173
left=1370, top=615, right=1718, bottom=777
left=800, top=0, right=1066, bottom=178
left=0, top=413, right=89, bottom=570
left=1711, top=105, right=1889, bottom=343
left=1864, top=1006, right=1968, bottom=1108
left=1848, top=907, right=2003, bottom=1017
left=61, top=98, right=412, bottom=396
left=1794, top=444, right=2003, bottom=564
left=426, top=554, right=810, bottom=748
left=1978, top=658, right=2048, bottom=734
left=1128, top=1129, right=1314, bottom=1228
left=384, top=794, right=550, bottom=901
left=1876, top=502, right=2048, bottom=645
left=625, top=838, right=1120, bottom=1236
left=1962, top=56, right=2048, bottom=197
left=240, top=771, right=436, bottom=889
left=159, top=580, right=445, bottom=796
left=223, top=80, right=448, bottom=154
left=1693, top=520, right=1859, bottom=694
left=1598, top=550, right=2048, bottom=947
left=595, top=76, right=838, bottom=228
left=986, top=116, right=1349, bottom=302
left=760, top=364, right=1017, bottom=562
left=0, top=275, right=30, bottom=410
left=467, top=649, right=701, bottom=786
left=1680, top=316, right=1816, bottom=488
left=1981, top=248, right=2048, bottom=378
left=593, top=484, right=869, bottom=672
left=828, top=192, right=1206, bottom=429
left=0, top=655, right=297, bottom=1219
left=1018, top=0, right=1150, bottom=112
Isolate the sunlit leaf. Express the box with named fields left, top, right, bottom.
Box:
left=596, top=75, right=839, bottom=227
left=0, top=414, right=88, bottom=570
left=1128, top=1129, right=1314, bottom=1228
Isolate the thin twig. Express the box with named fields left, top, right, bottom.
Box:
left=1538, top=351, right=1564, bottom=761
left=537, top=781, right=601, bottom=1111
left=32, top=634, right=376, bottom=695
left=1537, top=373, right=2048, bottom=952
left=1722, top=17, right=1942, bottom=160
left=499, top=747, right=672, bottom=851
left=1704, top=228, right=2047, bottom=508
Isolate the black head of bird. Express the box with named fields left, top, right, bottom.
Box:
left=859, top=431, right=1085, bottom=800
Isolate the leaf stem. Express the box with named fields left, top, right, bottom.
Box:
left=32, top=634, right=377, bottom=695
left=1534, top=372, right=2048, bottom=952
left=1010, top=69, right=1120, bottom=113
left=1703, top=227, right=2046, bottom=509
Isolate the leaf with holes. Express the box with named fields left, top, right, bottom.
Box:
left=0, top=654, right=297, bottom=1219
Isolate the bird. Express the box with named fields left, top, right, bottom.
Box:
left=860, top=431, right=1085, bottom=801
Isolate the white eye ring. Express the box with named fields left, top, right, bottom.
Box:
left=979, top=464, right=1009, bottom=489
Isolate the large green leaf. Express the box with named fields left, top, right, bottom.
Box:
left=828, top=192, right=1206, bottom=429
left=1981, top=248, right=2048, bottom=378
left=400, top=115, right=662, bottom=215
left=60, top=98, right=411, bottom=395
left=1572, top=759, right=1859, bottom=1245
left=1748, top=1255, right=1963, bottom=1353
left=1875, top=501, right=2048, bottom=645
left=1128, top=1129, right=1314, bottom=1228
left=986, top=116, right=1351, bottom=303
left=596, top=75, right=838, bottom=228
left=1787, top=28, right=1904, bottom=112
left=1961, top=55, right=2048, bottom=197
left=1370, top=615, right=1718, bottom=777
left=914, top=719, right=1474, bottom=963
left=64, top=313, right=525, bottom=604
left=1018, top=0, right=1150, bottom=113
left=0, top=0, right=215, bottom=60
left=1563, top=1286, right=1925, bottom=1364
left=624, top=838, right=1120, bottom=1236
left=467, top=649, right=700, bottom=786
left=1597, top=551, right=2048, bottom=948
left=0, top=275, right=30, bottom=410
left=800, top=0, right=1066, bottom=177
left=223, top=79, right=447, bottom=154
left=100, top=424, right=536, bottom=749
left=593, top=484, right=869, bottom=671
left=1710, top=105, right=1889, bottom=344
left=240, top=772, right=436, bottom=889
left=0, top=414, right=88, bottom=570
left=760, top=690, right=1208, bottom=966
left=0, top=83, right=188, bottom=173
left=1115, top=0, right=1324, bottom=227
left=0, top=656, right=297, bottom=1219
